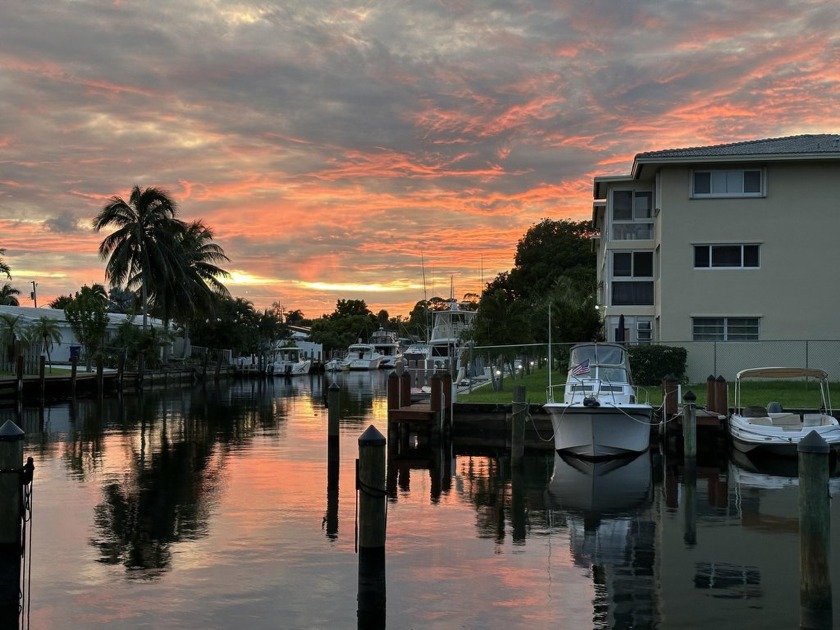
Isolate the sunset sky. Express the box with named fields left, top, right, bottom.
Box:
left=1, top=1, right=838, bottom=319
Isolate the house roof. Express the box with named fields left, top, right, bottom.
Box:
left=593, top=134, right=840, bottom=201
left=630, top=134, right=840, bottom=180
left=636, top=134, right=840, bottom=160
left=0, top=304, right=166, bottom=329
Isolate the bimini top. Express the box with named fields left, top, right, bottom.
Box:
left=735, top=367, right=828, bottom=381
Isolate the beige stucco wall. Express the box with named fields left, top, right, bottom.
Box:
left=649, top=162, right=840, bottom=342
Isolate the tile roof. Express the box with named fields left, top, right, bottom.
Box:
left=636, top=134, right=840, bottom=159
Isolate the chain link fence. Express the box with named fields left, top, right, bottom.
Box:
left=467, top=340, right=840, bottom=386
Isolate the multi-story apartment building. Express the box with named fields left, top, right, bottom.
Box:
left=593, top=134, right=840, bottom=352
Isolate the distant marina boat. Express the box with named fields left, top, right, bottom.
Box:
left=345, top=342, right=383, bottom=370
left=370, top=327, right=402, bottom=370
left=266, top=345, right=311, bottom=376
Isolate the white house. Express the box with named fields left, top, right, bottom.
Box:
left=0, top=304, right=176, bottom=367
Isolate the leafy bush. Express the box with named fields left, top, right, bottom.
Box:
left=627, top=345, right=687, bottom=385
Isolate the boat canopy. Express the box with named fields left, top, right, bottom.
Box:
left=735, top=367, right=828, bottom=381
left=569, top=343, right=628, bottom=368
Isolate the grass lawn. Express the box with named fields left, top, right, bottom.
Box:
left=458, top=367, right=836, bottom=409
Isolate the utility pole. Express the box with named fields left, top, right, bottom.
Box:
left=30, top=281, right=37, bottom=308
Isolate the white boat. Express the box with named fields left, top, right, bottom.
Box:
left=345, top=343, right=383, bottom=370
left=544, top=342, right=654, bottom=459
left=324, top=354, right=347, bottom=372
left=370, top=327, right=402, bottom=370
left=728, top=367, right=840, bottom=456
left=266, top=345, right=311, bottom=376
left=428, top=298, right=476, bottom=381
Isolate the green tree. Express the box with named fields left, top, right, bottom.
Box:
left=0, top=283, right=20, bottom=306
left=93, top=186, right=184, bottom=330
left=65, top=285, right=110, bottom=371
left=26, top=316, right=62, bottom=373
left=508, top=218, right=597, bottom=301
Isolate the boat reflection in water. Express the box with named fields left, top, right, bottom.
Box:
left=545, top=451, right=658, bottom=628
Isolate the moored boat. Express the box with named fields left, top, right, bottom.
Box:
left=266, top=345, right=311, bottom=376
left=544, top=342, right=654, bottom=459
left=728, top=367, right=840, bottom=456
left=345, top=343, right=383, bottom=370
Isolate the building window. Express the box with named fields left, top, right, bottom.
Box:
left=611, top=251, right=654, bottom=306
left=691, top=169, right=764, bottom=198
left=692, top=317, right=759, bottom=341
left=694, top=244, right=759, bottom=268
left=612, top=190, right=654, bottom=240
left=637, top=321, right=652, bottom=344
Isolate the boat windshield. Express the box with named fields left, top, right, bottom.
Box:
left=569, top=344, right=626, bottom=368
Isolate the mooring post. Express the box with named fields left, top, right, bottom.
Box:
left=15, top=355, right=23, bottom=396
left=70, top=355, right=78, bottom=398
left=715, top=375, right=728, bottom=416
left=399, top=368, right=411, bottom=409
left=326, top=383, right=341, bottom=540
left=117, top=352, right=125, bottom=392
left=512, top=386, right=526, bottom=468
left=357, top=425, right=386, bottom=627
left=387, top=371, right=400, bottom=412
left=137, top=351, right=145, bottom=390
left=682, top=390, right=698, bottom=546
left=799, top=431, right=833, bottom=629
left=682, top=390, right=697, bottom=464
left=0, top=420, right=25, bottom=623
left=39, top=355, right=46, bottom=402
left=705, top=375, right=716, bottom=415
left=96, top=355, right=104, bottom=399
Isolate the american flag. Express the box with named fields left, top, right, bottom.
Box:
left=571, top=359, right=590, bottom=376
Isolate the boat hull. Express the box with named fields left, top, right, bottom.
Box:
left=544, top=403, right=653, bottom=459
left=729, top=415, right=840, bottom=457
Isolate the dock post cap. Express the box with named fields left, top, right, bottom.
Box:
left=358, top=425, right=386, bottom=446
left=329, top=381, right=340, bottom=391
left=798, top=430, right=830, bottom=454
left=0, top=419, right=25, bottom=441
left=683, top=390, right=697, bottom=403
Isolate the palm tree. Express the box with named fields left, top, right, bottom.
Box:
left=27, top=316, right=62, bottom=373
left=0, top=248, right=10, bottom=279
left=0, top=313, right=28, bottom=368
left=92, top=186, right=184, bottom=330
left=0, top=283, right=20, bottom=306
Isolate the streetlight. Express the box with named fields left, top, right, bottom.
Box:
left=30, top=281, right=37, bottom=308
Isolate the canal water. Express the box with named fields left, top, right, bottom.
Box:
left=4, top=371, right=840, bottom=629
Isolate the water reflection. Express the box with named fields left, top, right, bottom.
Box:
left=8, top=374, right=840, bottom=629
left=545, top=452, right=658, bottom=629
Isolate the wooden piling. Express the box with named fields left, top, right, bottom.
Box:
left=705, top=375, right=716, bottom=415
left=326, top=383, right=340, bottom=540
left=715, top=375, right=728, bottom=416
left=70, top=355, right=78, bottom=398
left=357, top=425, right=386, bottom=626
left=0, top=420, right=24, bottom=623
left=117, top=353, right=125, bottom=392
left=39, top=355, right=46, bottom=401
left=511, top=386, right=526, bottom=467
left=682, top=390, right=697, bottom=464
left=399, top=371, right=411, bottom=408
left=15, top=355, right=23, bottom=395
left=96, top=355, right=104, bottom=398
left=387, top=371, right=400, bottom=411
left=799, top=431, right=833, bottom=629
